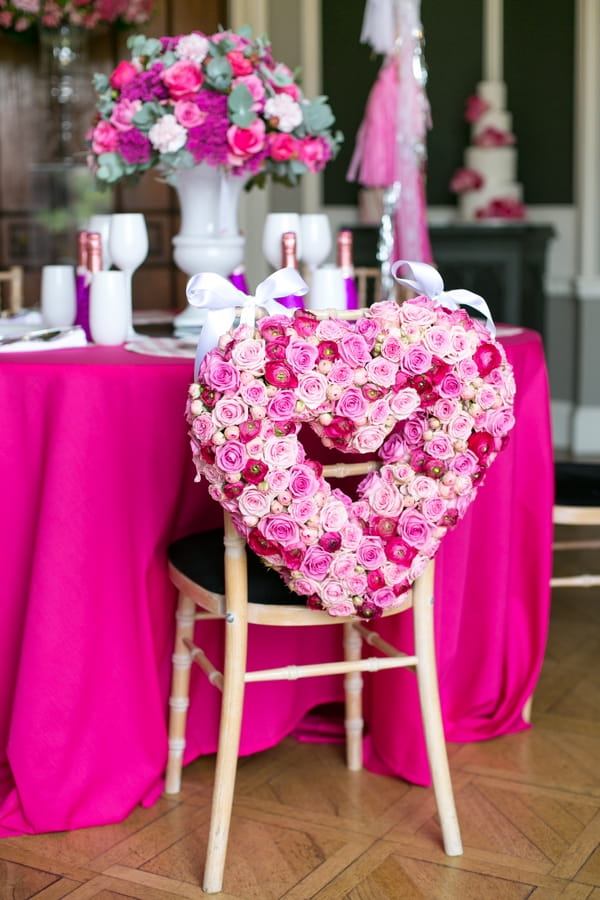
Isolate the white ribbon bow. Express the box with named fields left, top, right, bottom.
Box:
left=391, top=260, right=496, bottom=336
left=187, top=267, right=309, bottom=378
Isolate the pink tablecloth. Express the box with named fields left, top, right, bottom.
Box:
left=0, top=328, right=553, bottom=837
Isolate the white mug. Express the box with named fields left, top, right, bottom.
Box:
left=307, top=265, right=347, bottom=311
left=89, top=270, right=129, bottom=345
left=40, top=265, right=76, bottom=327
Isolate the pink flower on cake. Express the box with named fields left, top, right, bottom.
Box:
left=464, top=94, right=490, bottom=123
left=450, top=167, right=484, bottom=194
left=474, top=126, right=516, bottom=147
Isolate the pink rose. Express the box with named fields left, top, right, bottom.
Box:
left=92, top=120, right=118, bottom=154
left=485, top=408, right=515, bottom=437
left=341, top=522, right=363, bottom=550
left=408, top=476, right=437, bottom=500
left=425, top=433, right=454, bottom=460
left=338, top=333, right=371, bottom=368
left=335, top=387, right=367, bottom=420
left=356, top=536, right=386, bottom=570
left=438, top=372, right=463, bottom=398
left=240, top=380, right=268, bottom=406
left=227, top=118, right=266, bottom=159
left=331, top=552, right=358, bottom=581
left=162, top=59, right=204, bottom=99
left=290, top=498, right=318, bottom=522
left=447, top=411, right=475, bottom=441
left=369, top=397, right=391, bottom=426
left=372, top=587, right=397, bottom=609
left=215, top=440, right=247, bottom=474
left=421, top=497, right=446, bottom=522
left=433, top=398, right=459, bottom=422
left=191, top=413, right=215, bottom=443
left=398, top=298, right=436, bottom=326
left=449, top=167, right=484, bottom=194
left=324, top=597, right=357, bottom=617
left=298, top=137, right=331, bottom=173
left=289, top=464, right=320, bottom=499
left=380, top=334, right=404, bottom=363
left=362, top=479, right=403, bottom=517
left=110, top=60, right=138, bottom=89
left=366, top=357, right=397, bottom=388
left=213, top=398, right=248, bottom=427
left=301, top=546, right=333, bottom=581
left=234, top=73, right=266, bottom=105
left=261, top=513, right=301, bottom=547
left=424, top=326, right=453, bottom=355
left=227, top=49, right=254, bottom=76
left=328, top=360, right=354, bottom=386
left=267, top=390, right=296, bottom=421
left=286, top=339, right=318, bottom=373
left=205, top=356, right=240, bottom=392
left=401, top=344, right=433, bottom=375
left=398, top=508, right=435, bottom=549
left=269, top=132, right=297, bottom=161
left=451, top=451, right=479, bottom=475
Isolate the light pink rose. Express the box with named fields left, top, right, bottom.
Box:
left=408, top=476, right=437, bottom=500
left=261, top=513, right=301, bottom=547
left=433, top=398, right=459, bottom=422
left=372, top=587, right=397, bottom=609
left=205, top=357, right=240, bottom=392
left=267, top=390, right=296, bottom=421
left=317, top=319, right=348, bottom=341
left=324, top=598, right=357, bottom=616
left=215, top=440, right=247, bottom=474
left=231, top=338, right=266, bottom=371
left=457, top=358, right=478, bottom=380
left=425, top=433, right=454, bottom=459
left=238, top=487, right=271, bottom=519
left=366, top=357, right=397, bottom=388
left=321, top=581, right=348, bottom=607
left=213, top=397, right=248, bottom=427
left=297, top=373, right=327, bottom=408
left=290, top=498, right=318, bottom=522
left=421, top=496, right=446, bottom=522
left=354, top=425, right=386, bottom=454
left=476, top=385, right=498, bottom=409
left=447, top=411, right=475, bottom=441
left=398, top=298, right=436, bottom=326
left=240, top=380, right=268, bottom=406
left=362, top=479, right=403, bottom=517
left=288, top=464, right=320, bottom=499
left=328, top=360, right=354, bottom=386
left=398, top=508, right=435, bottom=549
left=347, top=574, right=368, bottom=595
left=227, top=119, right=266, bottom=159
left=266, top=468, right=290, bottom=493
left=356, top=536, right=386, bottom=570
left=301, top=546, right=333, bottom=581
left=331, top=552, right=358, bottom=581
left=450, top=451, right=479, bottom=475
left=380, top=333, right=404, bottom=363
left=320, top=498, right=349, bottom=532
left=191, top=413, right=215, bottom=442
left=341, top=522, right=363, bottom=550
left=110, top=98, right=142, bottom=131
left=162, top=59, right=204, bottom=99
left=263, top=435, right=299, bottom=469
left=174, top=99, right=206, bottom=128
left=486, top=408, right=515, bottom=436
left=424, top=325, right=453, bottom=356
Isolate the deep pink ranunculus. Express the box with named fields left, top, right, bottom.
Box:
left=110, top=60, right=138, bottom=89
left=269, top=132, right=297, bottom=161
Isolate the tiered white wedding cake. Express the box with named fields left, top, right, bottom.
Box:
left=450, top=80, right=525, bottom=221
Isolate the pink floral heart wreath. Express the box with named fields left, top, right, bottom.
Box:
left=186, top=264, right=516, bottom=619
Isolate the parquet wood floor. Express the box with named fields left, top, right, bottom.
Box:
left=1, top=538, right=599, bottom=899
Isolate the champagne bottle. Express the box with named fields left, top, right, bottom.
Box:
left=278, top=231, right=304, bottom=310
left=337, top=229, right=359, bottom=310
left=75, top=230, right=90, bottom=338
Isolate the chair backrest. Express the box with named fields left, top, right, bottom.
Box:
left=355, top=266, right=381, bottom=307
left=0, top=266, right=24, bottom=315
left=551, top=461, right=600, bottom=588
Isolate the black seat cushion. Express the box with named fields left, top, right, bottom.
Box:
left=555, top=461, right=600, bottom=507
left=168, top=528, right=306, bottom=606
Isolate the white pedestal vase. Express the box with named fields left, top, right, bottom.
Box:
left=172, top=164, right=247, bottom=331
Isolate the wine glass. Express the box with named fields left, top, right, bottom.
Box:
left=88, top=214, right=113, bottom=270
left=109, top=213, right=149, bottom=338
left=262, top=213, right=302, bottom=269
left=300, top=214, right=332, bottom=276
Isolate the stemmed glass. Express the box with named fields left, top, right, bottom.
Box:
left=88, top=214, right=113, bottom=270
left=109, top=213, right=149, bottom=338
left=262, top=213, right=302, bottom=269
left=300, top=214, right=332, bottom=276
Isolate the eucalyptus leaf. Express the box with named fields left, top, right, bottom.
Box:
left=127, top=34, right=162, bottom=59
left=96, top=153, right=126, bottom=184
left=132, top=102, right=164, bottom=129
left=92, top=72, right=110, bottom=93
left=302, top=97, right=335, bottom=133
left=205, top=55, right=233, bottom=91
left=228, top=84, right=256, bottom=128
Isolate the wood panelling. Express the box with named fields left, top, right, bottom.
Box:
left=0, top=0, right=226, bottom=310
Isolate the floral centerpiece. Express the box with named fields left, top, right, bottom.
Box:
left=185, top=295, right=516, bottom=620
left=86, top=25, right=342, bottom=189
left=0, top=0, right=155, bottom=34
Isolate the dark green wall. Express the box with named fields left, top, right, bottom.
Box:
left=322, top=0, right=574, bottom=206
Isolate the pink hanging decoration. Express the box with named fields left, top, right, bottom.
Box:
left=347, top=0, right=433, bottom=268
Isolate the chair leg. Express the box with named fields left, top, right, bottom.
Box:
left=412, top=562, right=463, bottom=856
left=165, top=591, right=196, bottom=794
left=344, top=621, right=364, bottom=771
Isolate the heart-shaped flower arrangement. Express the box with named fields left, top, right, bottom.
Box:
left=186, top=296, right=516, bottom=619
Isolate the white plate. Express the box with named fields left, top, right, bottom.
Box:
left=124, top=337, right=197, bottom=358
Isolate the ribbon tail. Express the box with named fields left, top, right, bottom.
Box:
left=194, top=307, right=236, bottom=379
left=440, top=289, right=497, bottom=336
